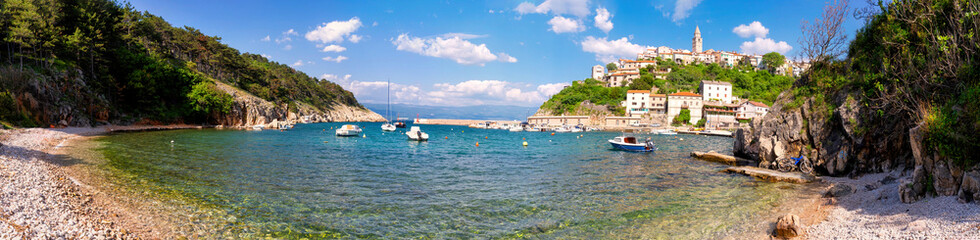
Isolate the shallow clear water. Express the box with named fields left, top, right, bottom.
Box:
left=91, top=122, right=795, bottom=239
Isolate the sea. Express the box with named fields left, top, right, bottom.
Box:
left=73, top=122, right=803, bottom=239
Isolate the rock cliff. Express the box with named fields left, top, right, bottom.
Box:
left=213, top=82, right=384, bottom=128
left=734, top=86, right=979, bottom=203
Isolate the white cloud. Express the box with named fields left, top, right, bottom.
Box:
left=260, top=54, right=272, bottom=59
left=733, top=21, right=769, bottom=38
left=322, top=74, right=422, bottom=104
left=547, top=16, right=585, bottom=33
left=439, top=33, right=489, bottom=39
left=321, top=45, right=347, bottom=52
left=497, top=53, right=518, bottom=63
left=305, top=17, right=363, bottom=44
left=740, top=38, right=793, bottom=55
left=372, top=21, right=379, bottom=27
left=283, top=44, right=292, bottom=50
left=322, top=55, right=348, bottom=63
left=672, top=0, right=703, bottom=23
left=580, top=36, right=647, bottom=63
left=261, top=35, right=270, bottom=42
left=320, top=73, right=353, bottom=85
left=284, top=29, right=298, bottom=36
left=391, top=33, right=516, bottom=66
left=515, top=0, right=591, bottom=17
left=292, top=60, right=303, bottom=67
left=349, top=34, right=362, bottom=43
left=536, top=83, right=569, bottom=96
left=594, top=8, right=613, bottom=33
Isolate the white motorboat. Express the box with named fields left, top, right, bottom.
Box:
left=406, top=126, right=429, bottom=141
left=508, top=126, right=523, bottom=132
left=336, top=124, right=362, bottom=136
left=554, top=126, right=571, bottom=133
left=570, top=126, right=583, bottom=133
left=381, top=123, right=396, bottom=131
left=250, top=125, right=265, bottom=131
left=586, top=127, right=600, bottom=132
left=651, top=129, right=678, bottom=135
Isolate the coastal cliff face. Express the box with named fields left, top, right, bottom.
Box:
left=213, top=82, right=384, bottom=128
left=734, top=87, right=980, bottom=204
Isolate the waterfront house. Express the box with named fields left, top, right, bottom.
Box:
left=623, top=90, right=651, bottom=117
left=605, top=71, right=639, bottom=87
left=667, top=92, right=703, bottom=124
left=527, top=115, right=591, bottom=127
left=703, top=101, right=739, bottom=128
left=736, top=101, right=770, bottom=120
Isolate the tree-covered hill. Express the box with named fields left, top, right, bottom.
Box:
left=539, top=58, right=795, bottom=116
left=0, top=0, right=364, bottom=127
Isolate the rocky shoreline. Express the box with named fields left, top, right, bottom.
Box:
left=0, top=127, right=155, bottom=239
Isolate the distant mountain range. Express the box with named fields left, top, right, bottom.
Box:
left=364, top=103, right=538, bottom=121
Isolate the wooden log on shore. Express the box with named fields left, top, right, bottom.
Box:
left=722, top=166, right=817, bottom=184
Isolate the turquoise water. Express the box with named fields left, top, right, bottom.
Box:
left=92, top=122, right=795, bottom=239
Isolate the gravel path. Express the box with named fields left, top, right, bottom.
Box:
left=806, top=172, right=980, bottom=239
left=0, top=127, right=135, bottom=239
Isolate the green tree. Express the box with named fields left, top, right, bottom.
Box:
left=187, top=80, right=234, bottom=122
left=3, top=0, right=40, bottom=70
left=606, top=62, right=617, bottom=71
left=673, top=109, right=691, bottom=125
left=695, top=118, right=706, bottom=128
left=762, top=52, right=785, bottom=74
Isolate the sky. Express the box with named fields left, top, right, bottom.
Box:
left=127, top=0, right=874, bottom=107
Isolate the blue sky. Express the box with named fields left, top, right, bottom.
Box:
left=127, top=0, right=873, bottom=107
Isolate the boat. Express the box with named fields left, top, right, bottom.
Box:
left=381, top=79, right=397, bottom=132
left=554, top=126, right=571, bottom=133
left=570, top=126, right=583, bottom=133
left=651, top=129, right=678, bottom=135
left=586, top=126, right=600, bottom=132
left=336, top=124, right=362, bottom=136
left=250, top=124, right=265, bottom=131
left=508, top=126, right=523, bottom=132
left=406, top=126, right=429, bottom=141
left=278, top=124, right=293, bottom=130
left=608, top=136, right=656, bottom=152
left=394, top=121, right=407, bottom=128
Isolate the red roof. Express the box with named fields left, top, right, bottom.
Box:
left=748, top=101, right=769, bottom=108
left=649, top=93, right=666, bottom=97
left=669, top=92, right=702, bottom=97
left=627, top=90, right=650, bottom=93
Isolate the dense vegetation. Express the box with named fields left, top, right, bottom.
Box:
left=0, top=0, right=361, bottom=126
left=540, top=55, right=795, bottom=116
left=790, top=0, right=979, bottom=167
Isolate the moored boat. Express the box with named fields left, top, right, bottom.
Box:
left=651, top=129, right=678, bottom=135
left=381, top=123, right=396, bottom=131
left=336, top=124, right=363, bottom=136
left=394, top=121, right=407, bottom=128
left=406, top=126, right=429, bottom=141
left=608, top=136, right=656, bottom=152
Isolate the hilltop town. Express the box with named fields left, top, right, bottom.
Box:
left=532, top=26, right=807, bottom=130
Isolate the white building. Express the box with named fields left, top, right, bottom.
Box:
left=736, top=101, right=770, bottom=120
left=699, top=80, right=734, bottom=104
left=592, top=65, right=605, bottom=80
left=667, top=92, right=703, bottom=124
left=605, top=72, right=639, bottom=87
left=623, top=90, right=651, bottom=117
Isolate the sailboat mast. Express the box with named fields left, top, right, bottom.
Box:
left=387, top=78, right=390, bottom=123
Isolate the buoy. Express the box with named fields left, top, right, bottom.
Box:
left=485, top=136, right=488, bottom=139
left=323, top=141, right=328, bottom=143
left=576, top=136, right=580, bottom=139
left=445, top=136, right=448, bottom=139
left=679, top=138, right=684, bottom=141
left=549, top=140, right=552, bottom=142
left=363, top=134, right=366, bottom=138
left=522, top=141, right=528, bottom=146
left=522, top=137, right=525, bottom=140
left=551, top=133, right=555, bottom=136
left=476, top=142, right=480, bottom=147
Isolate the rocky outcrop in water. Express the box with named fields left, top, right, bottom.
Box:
left=213, top=82, right=384, bottom=128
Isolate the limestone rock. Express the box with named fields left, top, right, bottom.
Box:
left=690, top=151, right=738, bottom=165
left=958, top=170, right=980, bottom=203
left=932, top=157, right=959, bottom=196
left=824, top=183, right=854, bottom=198
left=900, top=167, right=928, bottom=203
left=773, top=214, right=803, bottom=238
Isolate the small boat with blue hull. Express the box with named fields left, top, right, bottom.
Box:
left=609, top=136, right=656, bottom=152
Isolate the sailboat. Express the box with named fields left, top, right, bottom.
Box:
left=381, top=78, right=396, bottom=132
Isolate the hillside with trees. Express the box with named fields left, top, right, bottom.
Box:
left=0, top=0, right=372, bottom=127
